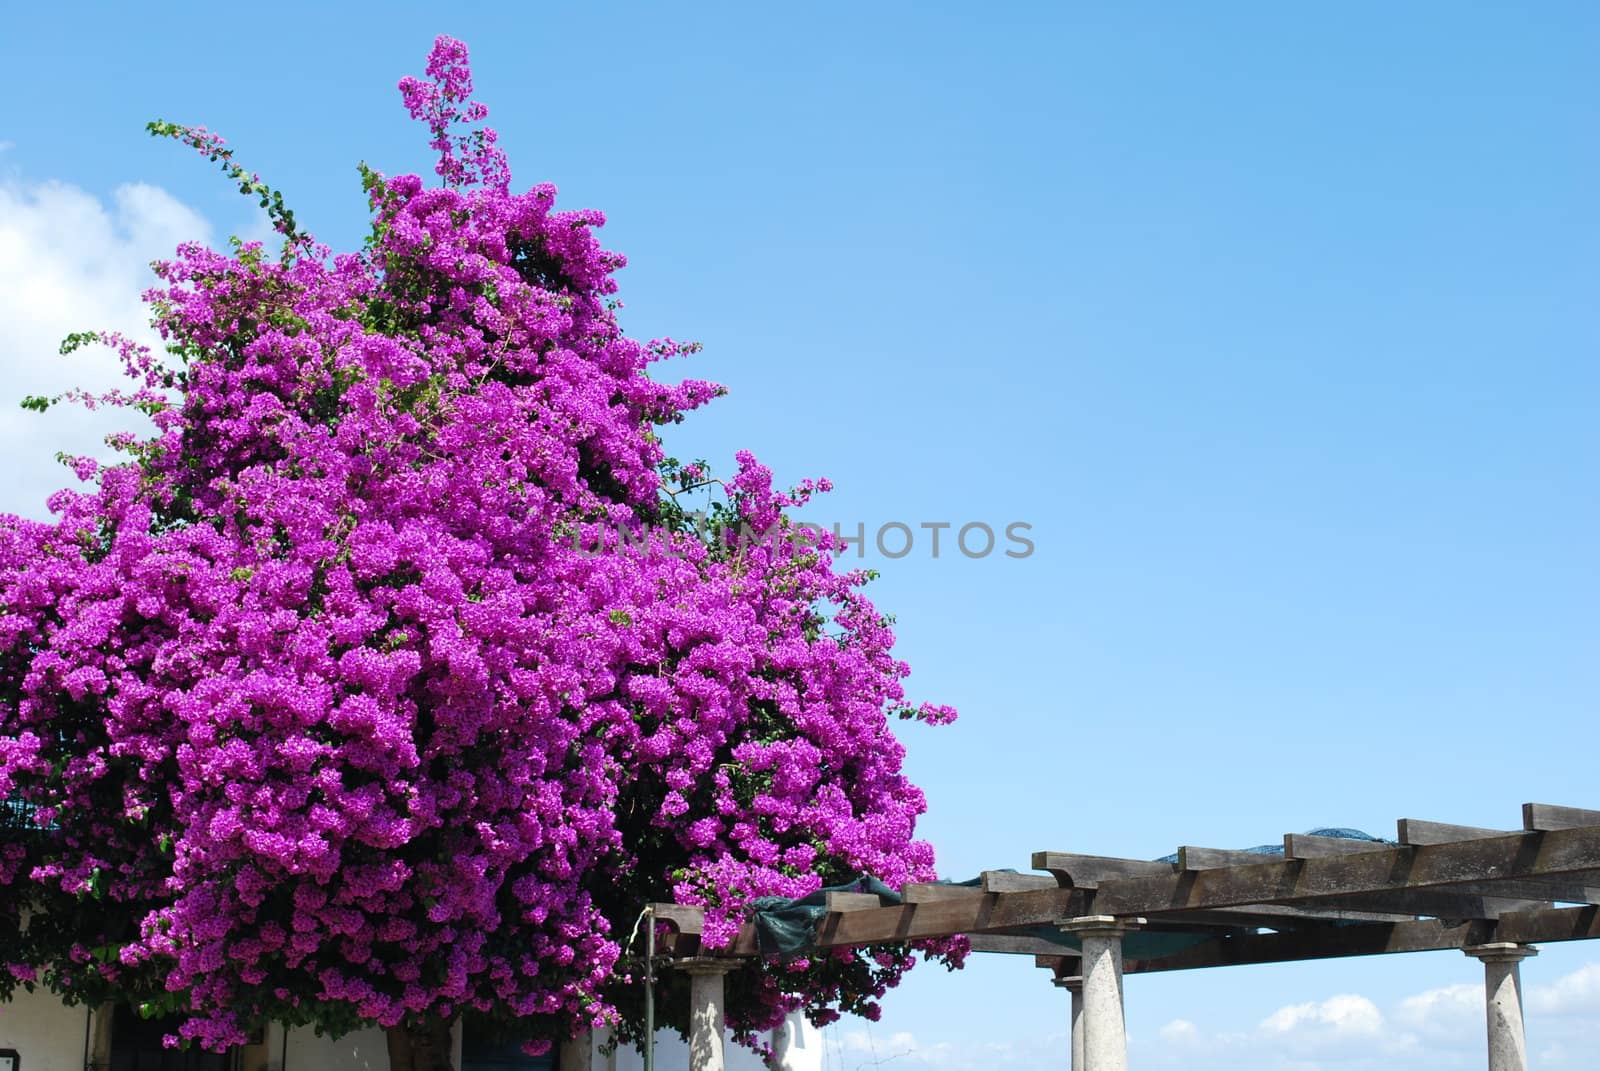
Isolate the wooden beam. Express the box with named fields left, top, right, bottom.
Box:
left=1178, top=846, right=1277, bottom=870
left=966, top=933, right=1080, bottom=956
left=1488, top=877, right=1600, bottom=905
left=1127, top=917, right=1490, bottom=973
left=811, top=886, right=1085, bottom=951
left=1416, top=874, right=1600, bottom=905
left=1036, top=853, right=1420, bottom=923
left=825, top=891, right=888, bottom=911
left=1496, top=904, right=1600, bottom=944
left=982, top=870, right=1060, bottom=893
left=1157, top=904, right=1425, bottom=927
left=652, top=903, right=705, bottom=936
left=1267, top=890, right=1544, bottom=920
left=902, top=883, right=984, bottom=904
left=1126, top=905, right=1600, bottom=974
left=1089, top=826, right=1600, bottom=917
left=659, top=887, right=1089, bottom=956
left=1398, top=818, right=1508, bottom=845
left=1031, top=852, right=1174, bottom=887
left=655, top=825, right=1600, bottom=962
left=1283, top=834, right=1391, bottom=859
left=649, top=903, right=707, bottom=955
left=1524, top=803, right=1600, bottom=831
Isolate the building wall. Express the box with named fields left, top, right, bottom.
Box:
left=597, top=1029, right=765, bottom=1071
left=593, top=1016, right=819, bottom=1071
left=282, top=1024, right=390, bottom=1071
left=0, top=996, right=818, bottom=1071
left=0, top=987, right=90, bottom=1071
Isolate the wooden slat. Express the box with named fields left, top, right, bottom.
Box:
left=1283, top=834, right=1391, bottom=859
left=981, top=871, right=1059, bottom=893
left=667, top=887, right=1089, bottom=956
left=966, top=933, right=1078, bottom=956
left=1270, top=890, right=1544, bottom=920
left=1524, top=803, right=1600, bottom=831
left=1385, top=872, right=1600, bottom=905
left=1127, top=905, right=1600, bottom=975
left=1179, top=846, right=1277, bottom=870
left=649, top=903, right=706, bottom=955
left=734, top=896, right=1444, bottom=955
left=655, top=822, right=1600, bottom=963
left=901, top=883, right=985, bottom=904
left=979, top=870, right=1056, bottom=896
left=1398, top=818, right=1508, bottom=845
left=1487, top=879, right=1600, bottom=905
left=1037, top=854, right=1417, bottom=923
left=1496, top=904, right=1600, bottom=943
left=1032, top=852, right=1174, bottom=887
left=811, top=887, right=1084, bottom=951
left=1129, top=917, right=1488, bottom=973
left=825, top=891, right=888, bottom=911
left=652, top=903, right=705, bottom=936
left=1159, top=904, right=1423, bottom=927
left=1090, top=826, right=1600, bottom=917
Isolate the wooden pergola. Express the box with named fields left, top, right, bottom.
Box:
left=651, top=803, right=1600, bottom=1071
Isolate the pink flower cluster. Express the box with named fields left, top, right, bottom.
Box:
left=0, top=36, right=955, bottom=1050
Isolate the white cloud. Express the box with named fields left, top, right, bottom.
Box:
left=1260, top=993, right=1384, bottom=1037
left=1528, top=961, right=1600, bottom=1017
left=830, top=1026, right=1065, bottom=1069
left=1394, top=982, right=1482, bottom=1043
left=1130, top=959, right=1600, bottom=1071
left=0, top=175, right=211, bottom=519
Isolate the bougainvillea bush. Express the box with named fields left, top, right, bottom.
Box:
left=0, top=36, right=960, bottom=1062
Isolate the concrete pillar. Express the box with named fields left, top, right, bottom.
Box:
left=1052, top=975, right=1085, bottom=1071
left=86, top=1002, right=116, bottom=1071
left=559, top=1030, right=594, bottom=1071
left=1464, top=943, right=1538, bottom=1071
left=593, top=1026, right=618, bottom=1071
left=1060, top=916, right=1143, bottom=1071
left=679, top=958, right=740, bottom=1071
left=770, top=1009, right=823, bottom=1071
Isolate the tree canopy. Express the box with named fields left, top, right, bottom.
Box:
left=0, top=35, right=959, bottom=1059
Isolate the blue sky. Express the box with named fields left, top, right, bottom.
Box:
left=3, top=3, right=1597, bottom=1067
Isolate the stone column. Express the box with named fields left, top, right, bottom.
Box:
left=1464, top=943, right=1538, bottom=1071
left=679, top=958, right=741, bottom=1071
left=593, top=1026, right=618, bottom=1071
left=86, top=1002, right=116, bottom=1071
left=1060, top=916, right=1143, bottom=1071
left=1052, top=975, right=1085, bottom=1071
left=559, top=1030, right=594, bottom=1071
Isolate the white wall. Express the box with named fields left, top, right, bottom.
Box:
left=603, top=1031, right=765, bottom=1071
left=598, top=1013, right=819, bottom=1071
left=0, top=995, right=818, bottom=1071
left=769, top=1014, right=822, bottom=1071
left=0, top=988, right=89, bottom=1071
left=283, top=1024, right=390, bottom=1071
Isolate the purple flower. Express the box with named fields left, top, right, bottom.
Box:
left=0, top=33, right=956, bottom=1054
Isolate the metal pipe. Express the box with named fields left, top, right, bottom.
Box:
left=643, top=906, right=655, bottom=1071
